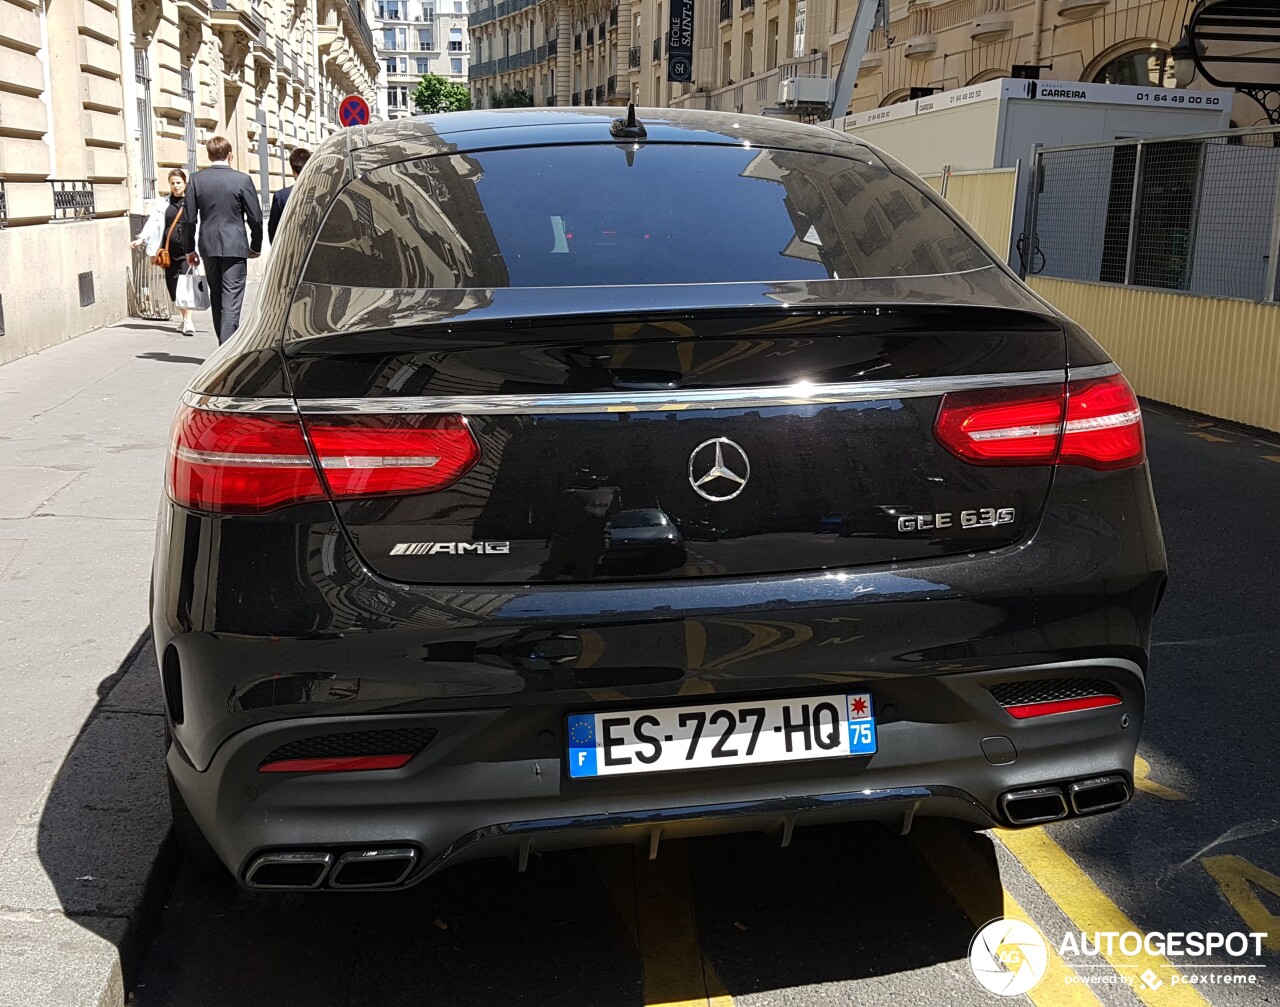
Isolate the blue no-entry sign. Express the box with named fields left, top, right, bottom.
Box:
left=339, top=94, right=371, bottom=127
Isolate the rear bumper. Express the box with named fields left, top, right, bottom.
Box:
left=169, top=656, right=1144, bottom=889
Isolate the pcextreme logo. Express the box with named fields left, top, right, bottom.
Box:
left=969, top=918, right=1049, bottom=997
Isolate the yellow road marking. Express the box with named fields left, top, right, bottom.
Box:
left=997, top=827, right=1210, bottom=1006
left=1133, top=755, right=1188, bottom=801
left=1201, top=855, right=1280, bottom=951
left=1189, top=432, right=1230, bottom=443
left=593, top=843, right=734, bottom=1006
left=1263, top=455, right=1280, bottom=464
left=910, top=820, right=1103, bottom=1007
left=579, top=628, right=606, bottom=669
left=685, top=620, right=707, bottom=671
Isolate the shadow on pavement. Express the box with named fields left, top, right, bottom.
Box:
left=10, top=630, right=179, bottom=989
left=131, top=820, right=997, bottom=1006
left=136, top=352, right=206, bottom=365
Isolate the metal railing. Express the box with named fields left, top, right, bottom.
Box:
left=574, top=32, right=581, bottom=50
left=1024, top=126, right=1280, bottom=301
left=720, top=0, right=731, bottom=19
left=607, top=75, right=617, bottom=96
left=595, top=83, right=604, bottom=102
left=628, top=45, right=640, bottom=67
left=50, top=180, right=94, bottom=221
left=652, top=37, right=659, bottom=61
left=548, top=37, right=557, bottom=55
left=572, top=90, right=580, bottom=104
left=545, top=94, right=556, bottom=105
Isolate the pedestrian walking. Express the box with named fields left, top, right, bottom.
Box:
left=131, top=169, right=197, bottom=335
left=267, top=146, right=311, bottom=245
left=181, top=135, right=263, bottom=345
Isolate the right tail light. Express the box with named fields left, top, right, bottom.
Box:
left=934, top=374, right=1144, bottom=471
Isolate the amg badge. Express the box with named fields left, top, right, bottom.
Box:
left=390, top=542, right=511, bottom=556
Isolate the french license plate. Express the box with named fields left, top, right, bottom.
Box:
left=567, top=693, right=876, bottom=779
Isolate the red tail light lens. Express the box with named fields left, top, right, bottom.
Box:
left=305, top=415, right=480, bottom=498
left=169, top=406, right=480, bottom=514
left=1058, top=375, right=1145, bottom=470
left=169, top=407, right=327, bottom=513
left=934, top=385, right=1065, bottom=465
left=934, top=374, right=1144, bottom=471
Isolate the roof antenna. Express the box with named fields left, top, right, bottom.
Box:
left=610, top=102, right=647, bottom=140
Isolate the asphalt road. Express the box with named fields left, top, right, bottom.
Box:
left=131, top=404, right=1280, bottom=1007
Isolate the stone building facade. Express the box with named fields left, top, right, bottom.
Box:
left=0, top=0, right=378, bottom=362
left=466, top=0, right=1268, bottom=128
left=374, top=0, right=470, bottom=118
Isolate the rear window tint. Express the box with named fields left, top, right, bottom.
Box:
left=303, top=144, right=992, bottom=289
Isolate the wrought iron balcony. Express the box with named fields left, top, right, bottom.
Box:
left=628, top=45, right=640, bottom=67
left=50, top=180, right=94, bottom=221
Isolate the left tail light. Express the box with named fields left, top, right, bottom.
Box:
left=168, top=405, right=480, bottom=514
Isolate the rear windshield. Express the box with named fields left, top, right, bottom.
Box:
left=302, top=143, right=992, bottom=289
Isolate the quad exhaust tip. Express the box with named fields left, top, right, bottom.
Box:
left=1000, top=773, right=1132, bottom=826
left=1068, top=774, right=1131, bottom=816
left=1000, top=785, right=1070, bottom=825
left=330, top=847, right=419, bottom=889
left=244, top=847, right=420, bottom=890
left=245, top=851, right=333, bottom=890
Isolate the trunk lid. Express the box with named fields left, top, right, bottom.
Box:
left=285, top=292, right=1067, bottom=585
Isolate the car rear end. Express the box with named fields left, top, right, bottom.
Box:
left=152, top=109, right=1166, bottom=891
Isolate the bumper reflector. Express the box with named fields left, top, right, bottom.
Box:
left=258, top=754, right=415, bottom=773
left=1005, top=695, right=1122, bottom=719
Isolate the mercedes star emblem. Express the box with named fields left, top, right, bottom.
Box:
left=688, top=437, right=750, bottom=502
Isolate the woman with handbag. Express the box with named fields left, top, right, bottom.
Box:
left=131, top=169, right=197, bottom=335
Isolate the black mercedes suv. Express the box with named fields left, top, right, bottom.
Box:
left=152, top=108, right=1166, bottom=891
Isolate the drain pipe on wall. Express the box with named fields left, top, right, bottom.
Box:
left=1030, top=0, right=1045, bottom=68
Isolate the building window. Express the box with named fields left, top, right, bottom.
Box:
left=399, top=56, right=408, bottom=72
left=424, top=4, right=434, bottom=20
left=383, top=27, right=396, bottom=47
left=451, top=56, right=463, bottom=73
left=383, top=0, right=402, bottom=18
left=386, top=56, right=397, bottom=73
left=742, top=29, right=753, bottom=77
left=792, top=0, right=806, bottom=58
left=1092, top=47, right=1177, bottom=87
left=449, top=26, right=463, bottom=50
left=454, top=0, right=463, bottom=10
left=417, top=57, right=429, bottom=73
left=397, top=27, right=408, bottom=48
left=765, top=17, right=778, bottom=70
left=419, top=27, right=433, bottom=48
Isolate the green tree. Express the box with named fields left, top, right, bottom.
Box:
left=411, top=73, right=472, bottom=114
left=492, top=88, right=534, bottom=108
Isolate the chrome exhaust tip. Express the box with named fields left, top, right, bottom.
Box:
left=1000, top=785, right=1069, bottom=825
left=1068, top=774, right=1131, bottom=816
left=329, top=847, right=418, bottom=889
left=245, top=851, right=333, bottom=890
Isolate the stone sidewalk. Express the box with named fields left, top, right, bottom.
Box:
left=0, top=298, right=250, bottom=1006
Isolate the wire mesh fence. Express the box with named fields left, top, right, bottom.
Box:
left=1025, top=127, right=1280, bottom=302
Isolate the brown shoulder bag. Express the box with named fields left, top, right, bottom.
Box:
left=153, top=207, right=184, bottom=269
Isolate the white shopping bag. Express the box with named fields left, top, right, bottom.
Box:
left=175, top=265, right=211, bottom=311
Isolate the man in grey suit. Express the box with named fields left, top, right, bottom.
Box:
left=182, top=135, right=263, bottom=344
